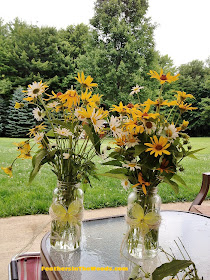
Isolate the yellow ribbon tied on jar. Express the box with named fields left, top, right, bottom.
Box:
left=127, top=203, right=161, bottom=235
left=50, top=200, right=83, bottom=225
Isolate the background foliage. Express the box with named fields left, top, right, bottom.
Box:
left=0, top=0, right=209, bottom=137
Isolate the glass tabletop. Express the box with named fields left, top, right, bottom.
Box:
left=41, top=211, right=210, bottom=280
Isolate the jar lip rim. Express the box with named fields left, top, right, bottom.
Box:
left=57, top=181, right=80, bottom=187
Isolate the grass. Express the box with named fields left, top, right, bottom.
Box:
left=0, top=137, right=209, bottom=218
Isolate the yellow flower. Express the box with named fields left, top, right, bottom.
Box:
left=75, top=105, right=94, bottom=120
left=75, top=72, right=98, bottom=89
left=81, top=89, right=92, bottom=103
left=123, top=119, right=144, bottom=134
left=129, top=203, right=161, bottom=235
left=148, top=69, right=180, bottom=84
left=175, top=91, right=194, bottom=102
left=180, top=120, right=189, bottom=130
left=110, top=102, right=127, bottom=114
left=28, top=123, right=47, bottom=137
left=135, top=109, right=159, bottom=121
left=14, top=102, right=24, bottom=109
left=113, top=136, right=126, bottom=146
left=23, top=96, right=34, bottom=102
left=132, top=173, right=150, bottom=195
left=18, top=152, right=32, bottom=159
left=157, top=158, right=174, bottom=174
left=145, top=136, right=171, bottom=157
left=89, top=93, right=102, bottom=106
left=44, top=90, right=63, bottom=101
left=1, top=166, right=13, bottom=177
left=143, top=98, right=176, bottom=108
left=178, top=102, right=197, bottom=113
left=13, top=141, right=31, bottom=154
left=59, top=89, right=80, bottom=109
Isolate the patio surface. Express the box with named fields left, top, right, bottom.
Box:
left=1, top=201, right=210, bottom=280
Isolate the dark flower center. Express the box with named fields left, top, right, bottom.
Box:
left=33, top=88, right=40, bottom=94
left=146, top=121, right=152, bottom=129
left=160, top=74, right=167, bottom=80
left=156, top=144, right=163, bottom=150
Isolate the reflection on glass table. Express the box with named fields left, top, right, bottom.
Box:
left=41, top=211, right=210, bottom=280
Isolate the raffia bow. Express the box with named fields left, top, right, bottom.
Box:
left=121, top=203, right=161, bottom=255
left=49, top=200, right=83, bottom=244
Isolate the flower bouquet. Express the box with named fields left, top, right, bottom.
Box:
left=103, top=69, right=199, bottom=259
left=1, top=72, right=108, bottom=251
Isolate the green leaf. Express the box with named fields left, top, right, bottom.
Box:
left=83, top=124, right=100, bottom=154
left=102, top=160, right=122, bottom=167
left=134, top=144, right=146, bottom=157
left=186, top=148, right=205, bottom=156
left=29, top=149, right=48, bottom=184
left=163, top=177, right=179, bottom=194
left=172, top=174, right=187, bottom=187
left=46, top=129, right=55, bottom=137
left=187, top=154, right=198, bottom=159
left=99, top=172, right=127, bottom=180
left=152, top=260, right=193, bottom=280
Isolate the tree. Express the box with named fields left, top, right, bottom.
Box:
left=177, top=60, right=210, bottom=136
left=5, top=87, right=35, bottom=137
left=77, top=0, right=156, bottom=106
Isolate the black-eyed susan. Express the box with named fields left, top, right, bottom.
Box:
left=145, top=136, right=171, bottom=157
left=110, top=101, right=127, bottom=114
left=132, top=173, right=150, bottom=195
left=157, top=158, right=174, bottom=174
left=28, top=123, right=47, bottom=137
left=59, top=89, right=80, bottom=109
left=178, top=102, right=197, bottom=113
left=14, top=102, right=24, bottom=109
left=148, top=69, right=180, bottom=84
left=1, top=166, right=13, bottom=177
left=44, top=90, right=63, bottom=101
left=175, top=91, right=194, bottom=103
left=75, top=72, right=98, bottom=89
left=81, top=89, right=92, bottom=104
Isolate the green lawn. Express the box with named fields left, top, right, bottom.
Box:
left=0, top=137, right=209, bottom=217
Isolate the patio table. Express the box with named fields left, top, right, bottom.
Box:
left=40, top=210, right=210, bottom=280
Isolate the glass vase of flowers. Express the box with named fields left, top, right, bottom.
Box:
left=103, top=69, right=199, bottom=259
left=1, top=72, right=108, bottom=252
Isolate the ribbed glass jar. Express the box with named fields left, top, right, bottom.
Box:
left=50, top=181, right=84, bottom=252
left=126, top=187, right=161, bottom=259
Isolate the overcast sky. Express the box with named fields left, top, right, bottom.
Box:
left=0, top=0, right=210, bottom=67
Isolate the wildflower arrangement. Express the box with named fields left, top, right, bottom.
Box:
left=105, top=69, right=199, bottom=194
left=1, top=72, right=108, bottom=185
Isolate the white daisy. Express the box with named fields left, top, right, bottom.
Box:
left=63, top=153, right=70, bottom=159
left=126, top=136, right=140, bottom=148
left=47, top=101, right=59, bottom=109
left=27, top=81, right=46, bottom=98
left=143, top=120, right=157, bottom=135
left=164, top=124, right=179, bottom=142
left=34, top=132, right=44, bottom=143
left=32, top=108, right=45, bottom=121
left=130, top=85, right=144, bottom=96
left=121, top=179, right=130, bottom=190
left=54, top=127, right=73, bottom=137
left=109, top=116, right=123, bottom=138
left=91, top=109, right=105, bottom=133
left=122, top=160, right=141, bottom=171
